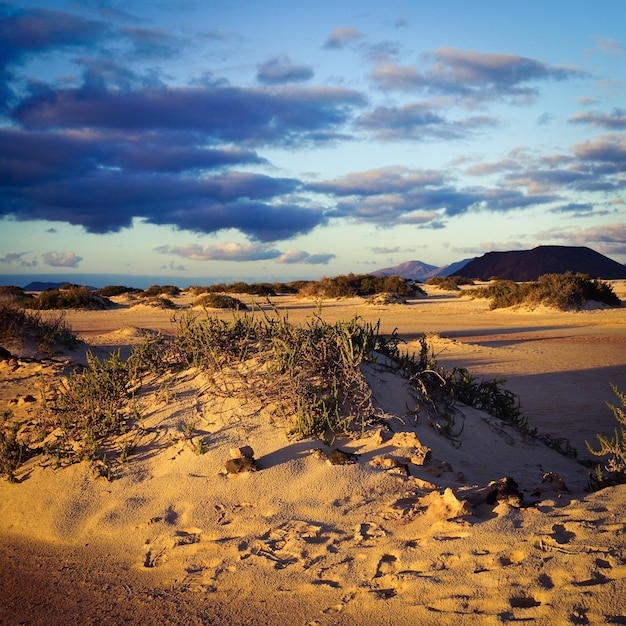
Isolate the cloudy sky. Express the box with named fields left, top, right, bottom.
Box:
left=1, top=0, right=625, bottom=286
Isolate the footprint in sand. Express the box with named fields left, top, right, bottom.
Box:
left=551, top=523, right=577, bottom=544
left=500, top=549, right=526, bottom=566
left=354, top=522, right=387, bottom=545
left=375, top=554, right=399, bottom=578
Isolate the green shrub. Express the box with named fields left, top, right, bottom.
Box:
left=587, top=384, right=626, bottom=488
left=299, top=273, right=425, bottom=298
left=426, top=276, right=475, bottom=290
left=25, top=286, right=113, bottom=310
left=0, top=411, right=23, bottom=482
left=194, top=293, right=248, bottom=310
left=96, top=285, right=141, bottom=297
left=140, top=285, right=180, bottom=298
left=0, top=301, right=77, bottom=354
left=464, top=273, right=621, bottom=311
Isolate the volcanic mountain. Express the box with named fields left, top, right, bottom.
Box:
left=453, top=245, right=626, bottom=281
left=371, top=258, right=474, bottom=281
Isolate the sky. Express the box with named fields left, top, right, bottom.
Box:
left=1, top=0, right=625, bottom=288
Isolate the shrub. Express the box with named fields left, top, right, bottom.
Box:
left=299, top=273, right=425, bottom=298
left=587, top=384, right=626, bottom=488
left=426, top=276, right=475, bottom=290
left=25, top=286, right=113, bottom=310
left=194, top=293, right=249, bottom=310
left=464, top=273, right=621, bottom=311
left=0, top=301, right=77, bottom=354
left=140, top=285, right=180, bottom=298
left=96, top=285, right=141, bottom=297
left=0, top=410, right=23, bottom=482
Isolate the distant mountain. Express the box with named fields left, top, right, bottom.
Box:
left=372, top=260, right=439, bottom=281
left=433, top=258, right=477, bottom=277
left=371, top=258, right=474, bottom=281
left=453, top=246, right=626, bottom=281
left=23, top=281, right=97, bottom=291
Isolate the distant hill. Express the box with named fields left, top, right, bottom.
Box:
left=453, top=246, right=626, bottom=281
left=24, top=281, right=97, bottom=291
left=371, top=258, right=474, bottom=281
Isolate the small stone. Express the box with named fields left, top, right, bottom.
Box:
left=224, top=457, right=257, bottom=474
left=542, top=472, right=569, bottom=492
left=409, top=446, right=432, bottom=466
left=390, top=432, right=422, bottom=448
left=370, top=456, right=409, bottom=475
left=311, top=448, right=328, bottom=461
left=230, top=445, right=255, bottom=459
left=328, top=448, right=359, bottom=465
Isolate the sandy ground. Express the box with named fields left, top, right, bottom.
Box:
left=1, top=283, right=625, bottom=625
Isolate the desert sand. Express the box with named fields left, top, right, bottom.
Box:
left=1, top=283, right=626, bottom=625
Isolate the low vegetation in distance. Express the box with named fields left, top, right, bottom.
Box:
left=462, top=272, right=622, bottom=311
left=1, top=272, right=620, bottom=312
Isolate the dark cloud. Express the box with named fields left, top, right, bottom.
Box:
left=0, top=6, right=110, bottom=108
left=574, top=134, right=626, bottom=165
left=11, top=83, right=365, bottom=146
left=120, top=26, right=179, bottom=58
left=569, top=108, right=626, bottom=129
left=323, top=27, right=364, bottom=49
left=256, top=55, right=314, bottom=85
left=370, top=48, right=586, bottom=104
left=358, top=102, right=497, bottom=141
left=311, top=166, right=556, bottom=226
left=550, top=202, right=595, bottom=215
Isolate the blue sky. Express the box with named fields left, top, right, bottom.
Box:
left=1, top=0, right=625, bottom=287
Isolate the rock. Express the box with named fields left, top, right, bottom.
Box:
left=370, top=456, right=410, bottom=476
left=224, top=457, right=257, bottom=474
left=230, top=445, right=255, bottom=459
left=467, top=477, right=524, bottom=508
left=390, top=432, right=422, bottom=448
left=311, top=448, right=328, bottom=461
left=328, top=448, right=360, bottom=465
left=418, top=488, right=472, bottom=520
left=542, top=472, right=569, bottom=493
left=0, top=346, right=13, bottom=360
left=390, top=431, right=432, bottom=465
left=409, top=447, right=432, bottom=466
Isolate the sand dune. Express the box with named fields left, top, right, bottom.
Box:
left=1, top=285, right=625, bottom=625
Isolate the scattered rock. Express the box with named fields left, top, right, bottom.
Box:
left=311, top=448, right=328, bottom=461
left=224, top=457, right=257, bottom=475
left=230, top=445, right=255, bottom=459
left=390, top=431, right=432, bottom=465
left=418, top=488, right=472, bottom=520
left=467, top=477, right=524, bottom=508
left=542, top=472, right=569, bottom=493
left=370, top=456, right=410, bottom=476
left=328, top=448, right=360, bottom=466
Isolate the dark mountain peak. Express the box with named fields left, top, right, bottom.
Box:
left=454, top=245, right=626, bottom=281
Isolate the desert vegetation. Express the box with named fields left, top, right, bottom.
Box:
left=464, top=272, right=621, bottom=310
left=587, top=384, right=626, bottom=488
left=298, top=273, right=425, bottom=298
left=22, top=285, right=114, bottom=310
left=0, top=301, right=77, bottom=355
left=193, top=293, right=248, bottom=310
left=426, top=276, right=475, bottom=290
left=1, top=308, right=526, bottom=481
